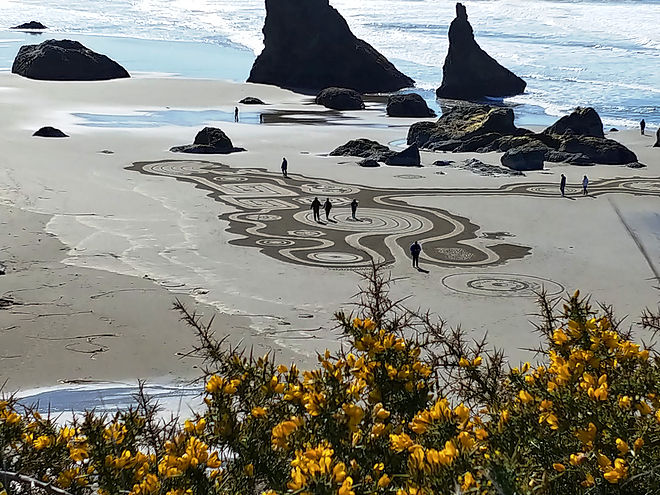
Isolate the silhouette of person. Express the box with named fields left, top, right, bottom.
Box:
left=582, top=175, right=589, bottom=196
left=281, top=157, right=288, bottom=177
left=640, top=119, right=646, bottom=135
left=350, top=199, right=358, bottom=220
left=234, top=106, right=239, bottom=122
left=311, top=197, right=321, bottom=222
left=410, top=240, right=422, bottom=269
left=560, top=174, right=567, bottom=197
left=323, top=198, right=332, bottom=221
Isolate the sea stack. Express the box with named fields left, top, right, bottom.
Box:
left=12, top=39, right=130, bottom=81
left=247, top=0, right=414, bottom=93
left=436, top=3, right=526, bottom=100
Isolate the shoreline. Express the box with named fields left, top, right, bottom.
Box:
left=1, top=72, right=659, bottom=393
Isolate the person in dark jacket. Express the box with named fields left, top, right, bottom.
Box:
left=410, top=240, right=422, bottom=268
left=323, top=198, right=333, bottom=221
left=560, top=174, right=567, bottom=197
left=311, top=197, right=321, bottom=222
left=350, top=199, right=358, bottom=220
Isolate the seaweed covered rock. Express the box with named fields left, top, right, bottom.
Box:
left=329, top=139, right=394, bottom=161
left=239, top=97, right=266, bottom=105
left=315, top=87, right=365, bottom=110
left=543, top=107, right=604, bottom=138
left=436, top=3, right=526, bottom=100
left=500, top=147, right=544, bottom=171
left=170, top=127, right=245, bottom=154
left=386, top=94, right=435, bottom=118
left=247, top=0, right=414, bottom=92
left=12, top=39, right=129, bottom=81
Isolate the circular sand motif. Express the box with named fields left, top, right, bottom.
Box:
left=525, top=185, right=581, bottom=196
left=145, top=161, right=207, bottom=176
left=395, top=174, right=424, bottom=179
left=245, top=214, right=282, bottom=221
left=289, top=229, right=325, bottom=238
left=619, top=181, right=660, bottom=193
left=213, top=175, right=249, bottom=182
left=256, top=239, right=295, bottom=247
left=307, top=252, right=364, bottom=264
left=301, top=183, right=360, bottom=195
left=442, top=273, right=563, bottom=297
left=294, top=208, right=429, bottom=235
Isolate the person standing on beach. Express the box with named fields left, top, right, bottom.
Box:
left=311, top=197, right=321, bottom=222
left=281, top=157, right=288, bottom=177
left=560, top=174, right=567, bottom=197
left=582, top=175, right=589, bottom=195
left=350, top=199, right=358, bottom=220
left=640, top=119, right=646, bottom=135
left=234, top=106, right=239, bottom=122
left=410, top=240, right=422, bottom=269
left=323, top=198, right=333, bottom=221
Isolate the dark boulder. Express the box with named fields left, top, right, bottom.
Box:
left=33, top=126, right=68, bottom=138
left=247, top=0, right=414, bottom=93
left=239, top=97, right=266, bottom=105
left=558, top=136, right=637, bottom=165
left=386, top=94, right=435, bottom=118
left=436, top=3, right=526, bottom=100
left=407, top=105, right=518, bottom=150
left=358, top=159, right=380, bottom=168
left=655, top=128, right=660, bottom=148
left=315, top=87, right=365, bottom=110
left=543, top=107, right=604, bottom=138
left=170, top=127, right=245, bottom=154
left=12, top=39, right=129, bottom=81
left=609, top=128, right=619, bottom=132
left=330, top=138, right=394, bottom=161
left=11, top=21, right=47, bottom=30
left=384, top=144, right=421, bottom=167
left=500, top=147, right=545, bottom=171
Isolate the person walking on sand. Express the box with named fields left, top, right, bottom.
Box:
left=410, top=240, right=422, bottom=269
left=582, top=175, right=589, bottom=196
left=234, top=106, right=239, bottom=122
left=560, top=174, right=567, bottom=197
left=350, top=199, right=358, bottom=220
left=323, top=198, right=333, bottom=221
left=640, top=119, right=646, bottom=135
left=311, top=197, right=321, bottom=222
left=281, top=157, right=288, bottom=177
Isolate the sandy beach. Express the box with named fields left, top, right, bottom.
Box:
left=1, top=72, right=659, bottom=396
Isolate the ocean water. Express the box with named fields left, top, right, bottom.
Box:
left=1, top=0, right=659, bottom=126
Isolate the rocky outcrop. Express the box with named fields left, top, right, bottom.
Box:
left=500, top=147, right=544, bottom=171
left=436, top=3, right=526, bottom=100
left=384, top=144, right=421, bottom=167
left=543, top=107, right=604, bottom=138
left=655, top=128, right=660, bottom=148
left=330, top=139, right=394, bottom=161
left=408, top=105, right=519, bottom=151
left=11, top=21, right=47, bottom=30
left=408, top=104, right=638, bottom=166
left=247, top=0, right=414, bottom=93
left=239, top=97, right=266, bottom=105
left=315, top=87, right=365, bottom=110
left=12, top=40, right=129, bottom=81
left=386, top=94, right=436, bottom=117
left=170, top=127, right=245, bottom=154
left=33, top=126, right=68, bottom=138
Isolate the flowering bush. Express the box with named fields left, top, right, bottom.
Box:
left=1, top=268, right=659, bottom=495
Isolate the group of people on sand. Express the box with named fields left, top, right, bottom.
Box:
left=560, top=174, right=590, bottom=197
left=310, top=197, right=359, bottom=222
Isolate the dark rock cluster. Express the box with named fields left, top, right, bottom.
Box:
left=315, top=88, right=365, bottom=110
left=330, top=139, right=420, bottom=167
left=408, top=105, right=638, bottom=170
left=11, top=21, right=47, bottom=30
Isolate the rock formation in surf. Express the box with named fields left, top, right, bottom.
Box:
left=436, top=3, right=526, bottom=100
left=247, top=0, right=414, bottom=93
left=12, top=39, right=129, bottom=81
